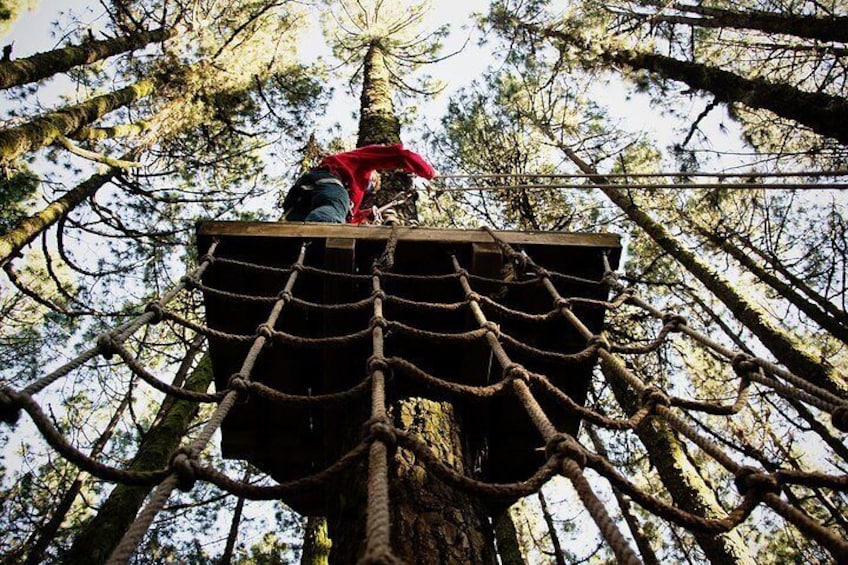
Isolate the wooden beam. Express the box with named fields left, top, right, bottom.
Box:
left=197, top=221, right=620, bottom=250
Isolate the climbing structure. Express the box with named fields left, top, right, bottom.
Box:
left=1, top=222, right=846, bottom=563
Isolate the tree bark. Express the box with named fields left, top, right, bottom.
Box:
left=491, top=506, right=526, bottom=565
left=63, top=354, right=214, bottom=565
left=300, top=516, right=331, bottom=565
left=0, top=27, right=176, bottom=90
left=521, top=22, right=848, bottom=145
left=558, top=146, right=847, bottom=397
left=688, top=216, right=848, bottom=344
left=603, top=361, right=756, bottom=565
left=586, top=426, right=662, bottom=565
left=0, top=78, right=157, bottom=164
left=655, top=2, right=848, bottom=43
left=537, top=491, right=567, bottom=565
left=16, top=391, right=132, bottom=565
left=0, top=165, right=121, bottom=267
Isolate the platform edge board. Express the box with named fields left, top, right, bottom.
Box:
left=196, top=221, right=621, bottom=249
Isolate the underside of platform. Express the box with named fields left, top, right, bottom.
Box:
left=196, top=221, right=621, bottom=515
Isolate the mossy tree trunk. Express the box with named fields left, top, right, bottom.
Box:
left=688, top=216, right=848, bottom=344
left=328, top=41, right=495, bottom=564
left=0, top=77, right=157, bottom=164
left=603, top=362, right=756, bottom=565
left=356, top=41, right=418, bottom=222
left=63, top=354, right=214, bottom=565
left=300, top=516, right=331, bottom=565
left=645, top=1, right=848, bottom=43
left=558, top=146, right=847, bottom=397
left=0, top=27, right=176, bottom=90
left=519, top=22, right=848, bottom=145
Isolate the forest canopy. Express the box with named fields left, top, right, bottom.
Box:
left=0, top=0, right=846, bottom=563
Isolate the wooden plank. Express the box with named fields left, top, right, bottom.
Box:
left=197, top=221, right=620, bottom=249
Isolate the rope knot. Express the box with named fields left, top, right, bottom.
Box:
left=545, top=433, right=587, bottom=468
left=731, top=354, right=758, bottom=375
left=255, top=324, right=274, bottom=339
left=180, top=275, right=199, bottom=289
left=370, top=316, right=389, bottom=330
left=367, top=355, right=390, bottom=374
left=363, top=416, right=397, bottom=447
left=170, top=449, right=198, bottom=492
left=601, top=271, right=620, bottom=287
left=0, top=387, right=21, bottom=425
left=554, top=297, right=572, bottom=310
left=227, top=373, right=250, bottom=400
left=455, top=267, right=469, bottom=278
left=588, top=334, right=610, bottom=352
left=97, top=333, right=118, bottom=359
left=291, top=262, right=304, bottom=273
left=734, top=466, right=780, bottom=497
left=534, top=267, right=551, bottom=279
left=661, top=313, right=687, bottom=329
left=465, top=290, right=482, bottom=303
left=511, top=253, right=528, bottom=273
left=504, top=363, right=530, bottom=383
left=145, top=302, right=165, bottom=324
left=641, top=386, right=671, bottom=409
left=372, top=289, right=387, bottom=301
left=831, top=406, right=848, bottom=432
left=198, top=253, right=215, bottom=265
left=482, top=321, right=500, bottom=338
left=277, top=290, right=293, bottom=302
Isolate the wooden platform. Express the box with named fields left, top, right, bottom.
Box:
left=196, top=222, right=621, bottom=514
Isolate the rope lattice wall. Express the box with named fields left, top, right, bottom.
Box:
left=1, top=226, right=847, bottom=564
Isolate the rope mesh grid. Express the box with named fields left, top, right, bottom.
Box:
left=1, top=228, right=846, bottom=564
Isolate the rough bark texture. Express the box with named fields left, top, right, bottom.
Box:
left=0, top=27, right=175, bottom=90
left=301, top=516, right=331, bottom=565
left=0, top=166, right=119, bottom=266
left=527, top=22, right=848, bottom=144
left=603, top=362, right=756, bottom=565
left=389, top=399, right=496, bottom=564
left=327, top=37, right=494, bottom=564
left=0, top=78, right=156, bottom=164
left=491, top=506, right=526, bottom=565
left=357, top=42, right=401, bottom=148
left=558, top=147, right=847, bottom=397
left=659, top=2, right=848, bottom=43
left=63, top=354, right=213, bottom=565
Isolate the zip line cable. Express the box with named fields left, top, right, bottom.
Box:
left=425, top=170, right=848, bottom=191
left=435, top=170, right=848, bottom=180
left=427, top=182, right=848, bottom=192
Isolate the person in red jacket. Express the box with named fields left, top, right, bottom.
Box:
left=282, top=143, right=437, bottom=224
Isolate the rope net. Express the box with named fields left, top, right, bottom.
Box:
left=1, top=225, right=847, bottom=564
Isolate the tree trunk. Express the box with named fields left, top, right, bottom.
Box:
left=689, top=216, right=848, bottom=344
left=586, top=426, right=662, bottom=565
left=522, top=22, right=848, bottom=144
left=656, top=1, right=848, bottom=43
left=17, top=391, right=132, bottom=565
left=0, top=27, right=176, bottom=90
left=491, top=506, right=525, bottom=565
left=301, top=516, right=331, bottom=565
left=603, top=362, right=756, bottom=565
left=537, top=491, right=567, bottom=565
left=63, top=354, right=214, bottom=565
left=0, top=78, right=157, bottom=164
left=0, top=165, right=120, bottom=267
left=558, top=146, right=847, bottom=397
left=730, top=230, right=848, bottom=326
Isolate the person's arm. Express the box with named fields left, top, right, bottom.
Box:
left=347, top=144, right=437, bottom=180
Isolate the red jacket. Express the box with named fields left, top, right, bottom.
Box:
left=319, top=144, right=437, bottom=223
